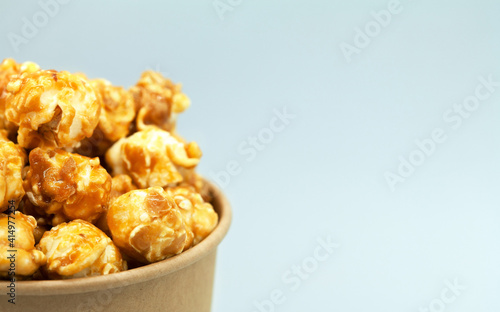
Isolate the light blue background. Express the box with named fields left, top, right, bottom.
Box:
left=1, top=1, right=499, bottom=311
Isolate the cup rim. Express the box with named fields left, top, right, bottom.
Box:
left=1, top=180, right=232, bottom=296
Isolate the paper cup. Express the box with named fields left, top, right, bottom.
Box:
left=0, top=181, right=231, bottom=312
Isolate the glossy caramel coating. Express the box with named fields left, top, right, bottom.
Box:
left=130, top=71, right=190, bottom=132
left=23, top=148, right=111, bottom=225
left=165, top=186, right=218, bottom=247
left=4, top=70, right=101, bottom=149
left=107, top=187, right=188, bottom=263
left=0, top=64, right=216, bottom=280
left=96, top=174, right=137, bottom=235
left=105, top=127, right=202, bottom=189
left=0, top=135, right=27, bottom=213
left=0, top=212, right=46, bottom=278
left=77, top=79, right=136, bottom=157
left=109, top=174, right=137, bottom=203
left=37, top=220, right=126, bottom=279
left=0, top=58, right=40, bottom=134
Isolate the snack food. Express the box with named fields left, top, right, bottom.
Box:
left=4, top=69, right=100, bottom=149
left=37, top=220, right=126, bottom=279
left=0, top=58, right=217, bottom=281
left=76, top=78, right=136, bottom=157
left=105, top=127, right=202, bottom=189
left=0, top=134, right=26, bottom=212
left=131, top=70, right=190, bottom=132
left=165, top=185, right=218, bottom=246
left=0, top=58, right=40, bottom=138
left=96, top=174, right=137, bottom=235
left=0, top=211, right=46, bottom=278
left=23, top=148, right=112, bottom=226
left=107, top=187, right=188, bottom=264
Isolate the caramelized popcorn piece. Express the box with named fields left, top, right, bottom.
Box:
left=0, top=211, right=47, bottom=278
left=37, top=220, right=126, bottom=279
left=130, top=71, right=190, bottom=132
left=92, top=79, right=136, bottom=142
left=4, top=70, right=101, bottom=149
left=23, top=148, right=111, bottom=225
left=106, top=127, right=202, bottom=189
left=107, top=187, right=188, bottom=263
left=165, top=186, right=218, bottom=247
left=96, top=174, right=137, bottom=235
left=0, top=58, right=40, bottom=134
left=77, top=79, right=136, bottom=157
left=109, top=174, right=138, bottom=204
left=0, top=135, right=27, bottom=213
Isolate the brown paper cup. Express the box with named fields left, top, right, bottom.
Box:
left=0, top=181, right=231, bottom=312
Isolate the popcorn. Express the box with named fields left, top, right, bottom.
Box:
left=105, top=127, right=202, bottom=189
left=77, top=79, right=136, bottom=157
left=0, top=135, right=27, bottom=213
left=37, top=220, right=126, bottom=279
left=23, top=148, right=111, bottom=226
left=0, top=211, right=47, bottom=278
left=130, top=71, right=190, bottom=132
left=4, top=69, right=101, bottom=149
left=0, top=58, right=40, bottom=135
left=107, top=187, right=188, bottom=263
left=109, top=174, right=138, bottom=204
left=165, top=186, right=218, bottom=247
left=0, top=61, right=218, bottom=280
left=96, top=174, right=137, bottom=235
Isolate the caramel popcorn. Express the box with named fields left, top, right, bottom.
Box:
left=0, top=211, right=46, bottom=278
left=37, top=219, right=126, bottom=279
left=0, top=135, right=27, bottom=213
left=0, top=58, right=40, bottom=135
left=109, top=174, right=138, bottom=204
left=0, top=61, right=219, bottom=281
left=165, top=186, right=218, bottom=247
left=105, top=127, right=202, bottom=189
left=77, top=79, right=136, bottom=157
left=107, top=187, right=188, bottom=263
left=4, top=69, right=101, bottom=149
left=23, top=148, right=111, bottom=225
left=96, top=174, right=137, bottom=235
left=130, top=71, right=190, bottom=132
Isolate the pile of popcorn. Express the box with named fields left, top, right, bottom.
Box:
left=0, top=59, right=218, bottom=280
